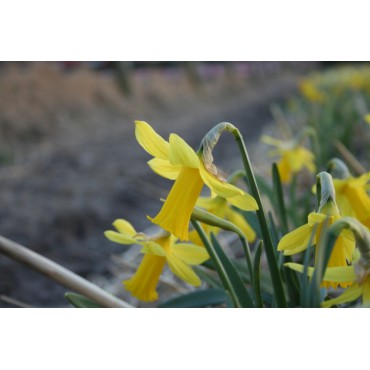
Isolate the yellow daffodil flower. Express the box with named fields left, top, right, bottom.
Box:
left=188, top=194, right=256, bottom=245
left=364, top=114, right=370, bottom=126
left=321, top=266, right=370, bottom=307
left=285, top=262, right=359, bottom=305
left=135, top=121, right=258, bottom=241
left=333, top=173, right=370, bottom=228
left=105, top=219, right=209, bottom=301
left=299, top=79, right=326, bottom=103
left=278, top=203, right=355, bottom=289
left=286, top=248, right=370, bottom=306
left=261, top=135, right=316, bottom=183
left=321, top=268, right=370, bottom=307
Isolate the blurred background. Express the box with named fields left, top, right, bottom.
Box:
left=0, top=61, right=344, bottom=307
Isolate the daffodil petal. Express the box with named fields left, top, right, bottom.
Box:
left=196, top=195, right=224, bottom=209
left=113, top=219, right=136, bottom=236
left=188, top=228, right=205, bottom=246
left=261, top=135, right=283, bottom=147
left=199, top=164, right=242, bottom=198
left=104, top=230, right=138, bottom=245
left=140, top=241, right=167, bottom=257
left=335, top=193, right=356, bottom=218
left=277, top=223, right=314, bottom=253
left=171, top=243, right=209, bottom=265
left=290, top=147, right=315, bottom=173
left=135, top=120, right=169, bottom=160
left=227, top=192, right=258, bottom=211
left=169, top=134, right=199, bottom=168
left=324, top=266, right=356, bottom=282
left=277, top=156, right=292, bottom=183
left=225, top=208, right=256, bottom=242
left=284, top=262, right=314, bottom=276
left=147, top=158, right=182, bottom=180
left=284, top=262, right=357, bottom=282
left=321, top=283, right=362, bottom=308
left=362, top=280, right=370, bottom=304
left=307, top=212, right=328, bottom=224
left=364, top=114, right=370, bottom=124
left=166, top=253, right=201, bottom=286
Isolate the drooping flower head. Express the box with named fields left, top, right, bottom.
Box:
left=135, top=121, right=258, bottom=241
left=105, top=219, right=209, bottom=301
left=328, top=158, right=370, bottom=228
left=278, top=172, right=355, bottom=289
left=261, top=132, right=316, bottom=184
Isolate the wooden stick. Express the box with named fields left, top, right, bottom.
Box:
left=0, top=295, right=34, bottom=308
left=0, top=235, right=133, bottom=308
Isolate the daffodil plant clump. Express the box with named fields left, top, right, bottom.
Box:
left=66, top=66, right=370, bottom=308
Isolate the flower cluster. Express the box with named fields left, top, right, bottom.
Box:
left=105, top=121, right=258, bottom=302
left=279, top=160, right=370, bottom=306
left=103, top=114, right=370, bottom=308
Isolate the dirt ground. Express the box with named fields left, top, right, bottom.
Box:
left=0, top=62, right=316, bottom=307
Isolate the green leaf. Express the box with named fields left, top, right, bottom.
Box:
left=191, top=208, right=255, bottom=294
left=253, top=241, right=264, bottom=308
left=65, top=292, right=102, bottom=308
left=158, top=289, right=227, bottom=308
left=272, top=162, right=288, bottom=234
left=191, top=221, right=254, bottom=307
left=268, top=211, right=279, bottom=254
left=242, top=211, right=261, bottom=239
left=231, top=258, right=273, bottom=295
left=255, top=175, right=275, bottom=204
left=301, top=246, right=314, bottom=307
left=210, top=233, right=255, bottom=308
left=193, top=266, right=222, bottom=288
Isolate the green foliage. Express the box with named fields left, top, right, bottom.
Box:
left=158, top=289, right=227, bottom=308
left=65, top=293, right=102, bottom=308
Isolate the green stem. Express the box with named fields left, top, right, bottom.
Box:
left=272, top=163, right=288, bottom=234
left=240, top=237, right=255, bottom=302
left=232, top=128, right=287, bottom=307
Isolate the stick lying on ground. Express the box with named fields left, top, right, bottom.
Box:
left=0, top=235, right=133, bottom=308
